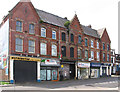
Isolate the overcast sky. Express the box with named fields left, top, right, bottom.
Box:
left=0, top=0, right=119, bottom=53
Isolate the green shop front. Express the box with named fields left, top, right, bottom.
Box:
left=40, top=59, right=60, bottom=81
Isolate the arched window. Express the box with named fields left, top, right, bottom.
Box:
left=78, top=35, right=81, bottom=44
left=70, top=47, right=74, bottom=57
left=61, top=46, right=66, bottom=57
left=29, top=24, right=34, bottom=34
left=71, top=33, right=74, bottom=42
left=52, top=44, right=57, bottom=56
left=40, top=43, right=47, bottom=55
left=62, top=32, right=66, bottom=41
left=78, top=48, right=82, bottom=59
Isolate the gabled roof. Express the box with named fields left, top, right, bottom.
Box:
left=1, top=1, right=102, bottom=39
left=35, top=9, right=100, bottom=38
left=35, top=9, right=68, bottom=28
left=81, top=25, right=100, bottom=38
left=97, top=28, right=106, bottom=38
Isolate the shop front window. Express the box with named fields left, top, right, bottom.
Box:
left=40, top=68, right=58, bottom=81
left=40, top=70, right=46, bottom=80
left=91, top=69, right=99, bottom=78
left=47, top=70, right=51, bottom=80
left=80, top=68, right=89, bottom=79
left=52, top=70, right=57, bottom=80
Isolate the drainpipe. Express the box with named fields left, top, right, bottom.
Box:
left=59, top=27, right=61, bottom=58
left=58, top=26, right=61, bottom=81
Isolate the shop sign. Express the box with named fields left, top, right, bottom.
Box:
left=78, top=62, right=90, bottom=68
left=45, top=59, right=57, bottom=65
left=101, top=63, right=111, bottom=66
left=10, top=56, right=41, bottom=61
left=90, top=63, right=101, bottom=67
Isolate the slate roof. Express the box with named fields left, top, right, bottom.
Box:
left=35, top=9, right=68, bottom=28
left=81, top=25, right=100, bottom=38
left=35, top=8, right=100, bottom=38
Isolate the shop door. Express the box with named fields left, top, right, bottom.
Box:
left=70, top=64, right=75, bottom=79
left=52, top=70, right=58, bottom=80
left=47, top=70, right=51, bottom=80
left=102, top=67, right=107, bottom=76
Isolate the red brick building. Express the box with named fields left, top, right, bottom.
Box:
left=0, top=0, right=111, bottom=83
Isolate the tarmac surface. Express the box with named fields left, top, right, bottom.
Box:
left=0, top=75, right=120, bottom=92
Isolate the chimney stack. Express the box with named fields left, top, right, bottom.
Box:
left=87, top=25, right=91, bottom=28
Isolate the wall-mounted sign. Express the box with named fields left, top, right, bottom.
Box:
left=45, top=59, right=57, bottom=65
left=90, top=63, right=101, bottom=67
left=101, top=63, right=111, bottom=66
left=78, top=62, right=90, bottom=68
left=10, top=56, right=41, bottom=61
left=41, top=59, right=60, bottom=66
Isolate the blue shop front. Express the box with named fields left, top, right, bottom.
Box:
left=90, top=63, right=101, bottom=78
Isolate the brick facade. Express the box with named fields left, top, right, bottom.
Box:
left=0, top=1, right=111, bottom=81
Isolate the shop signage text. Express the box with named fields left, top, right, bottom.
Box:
left=45, top=59, right=57, bottom=65
left=90, top=63, right=101, bottom=67
left=78, top=62, right=90, bottom=68
left=10, top=56, right=41, bottom=61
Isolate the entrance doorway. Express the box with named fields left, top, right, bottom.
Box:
left=70, top=64, right=75, bottom=79
left=40, top=67, right=58, bottom=81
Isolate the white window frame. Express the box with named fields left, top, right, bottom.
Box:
left=78, top=48, right=82, bottom=59
left=15, top=38, right=23, bottom=52
left=91, top=51, right=94, bottom=60
left=40, top=43, right=47, bottom=55
left=97, top=52, right=100, bottom=61
left=41, top=27, right=46, bottom=37
left=16, top=20, right=22, bottom=32
left=28, top=40, right=35, bottom=53
left=52, top=44, right=57, bottom=56
left=52, top=30, right=56, bottom=39
left=85, top=50, right=88, bottom=60
left=97, top=41, right=99, bottom=49
left=103, top=53, right=105, bottom=61
left=107, top=54, right=109, bottom=61
left=29, top=24, right=35, bottom=34
left=91, top=40, right=94, bottom=48
left=107, top=44, right=109, bottom=51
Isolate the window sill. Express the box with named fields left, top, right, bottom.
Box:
left=62, top=40, right=66, bottom=42
left=16, top=30, right=23, bottom=33
left=28, top=52, right=35, bottom=54
left=52, top=38, right=56, bottom=40
left=51, top=55, right=57, bottom=57
left=40, top=36, right=46, bottom=38
left=15, top=50, right=23, bottom=53
left=29, top=33, right=35, bottom=35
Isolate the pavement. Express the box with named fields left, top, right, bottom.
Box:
left=0, top=75, right=120, bottom=91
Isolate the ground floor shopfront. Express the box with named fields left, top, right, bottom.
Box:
left=9, top=56, right=60, bottom=83
left=90, top=63, right=101, bottom=78
left=9, top=56, right=41, bottom=83
left=40, top=59, right=60, bottom=81
left=101, top=63, right=112, bottom=77
left=77, top=62, right=90, bottom=79
left=116, top=63, right=120, bottom=75
left=60, top=61, right=76, bottom=80
left=111, top=64, right=116, bottom=75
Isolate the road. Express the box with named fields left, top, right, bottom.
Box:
left=0, top=76, right=119, bottom=91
